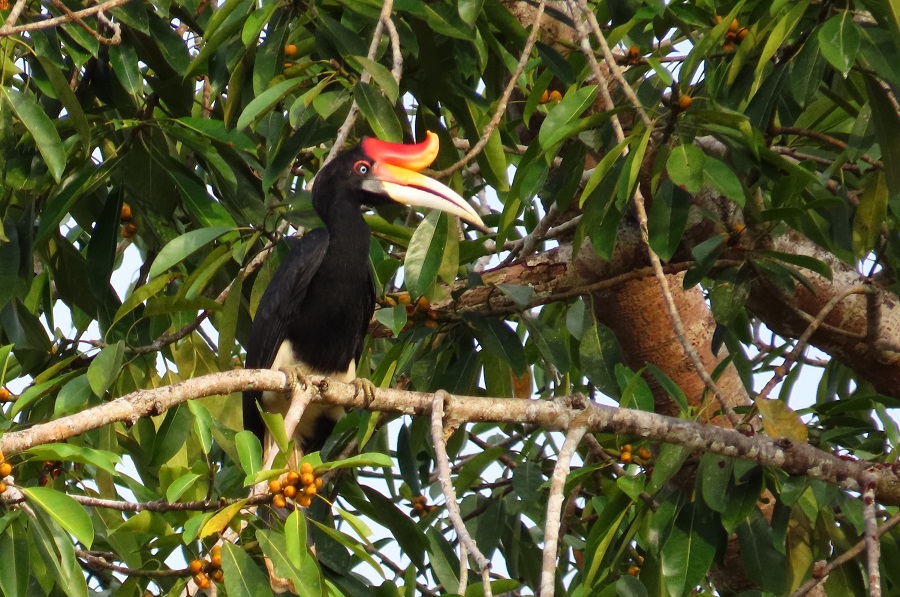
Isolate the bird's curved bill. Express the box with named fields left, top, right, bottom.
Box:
left=360, top=131, right=485, bottom=228
left=366, top=162, right=485, bottom=228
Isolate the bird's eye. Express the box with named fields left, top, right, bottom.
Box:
left=353, top=161, right=371, bottom=175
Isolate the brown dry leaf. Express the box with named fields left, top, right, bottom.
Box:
left=756, top=398, right=809, bottom=443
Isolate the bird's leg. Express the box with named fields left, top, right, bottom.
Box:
left=350, top=377, right=377, bottom=407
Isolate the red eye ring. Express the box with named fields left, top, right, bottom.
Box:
left=353, top=161, right=371, bottom=175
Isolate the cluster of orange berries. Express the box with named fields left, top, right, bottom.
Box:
left=0, top=458, right=12, bottom=494
left=189, top=545, right=223, bottom=589
left=410, top=495, right=436, bottom=518
left=269, top=462, right=322, bottom=509
left=383, top=293, right=439, bottom=331
left=539, top=89, right=563, bottom=104
left=627, top=555, right=645, bottom=576
left=718, top=17, right=749, bottom=52
left=619, top=444, right=652, bottom=465
left=37, top=460, right=63, bottom=487
left=121, top=203, right=137, bottom=239
left=625, top=45, right=641, bottom=65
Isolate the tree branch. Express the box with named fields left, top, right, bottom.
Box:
left=2, top=370, right=899, bottom=504
left=540, top=422, right=587, bottom=596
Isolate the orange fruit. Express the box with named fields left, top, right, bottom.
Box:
left=549, top=90, right=563, bottom=103
left=284, top=44, right=298, bottom=57
left=120, top=203, right=132, bottom=220
left=268, top=479, right=281, bottom=494
left=0, top=462, right=12, bottom=477
left=678, top=94, right=692, bottom=110
left=300, top=462, right=314, bottom=475
left=121, top=222, right=137, bottom=238
left=539, top=89, right=550, bottom=104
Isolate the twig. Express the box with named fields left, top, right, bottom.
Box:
left=504, top=204, right=559, bottom=264
left=324, top=0, right=395, bottom=165
left=262, top=372, right=313, bottom=471
left=431, top=0, right=545, bottom=180
left=431, top=390, right=493, bottom=596
left=573, top=0, right=652, bottom=129
left=76, top=549, right=189, bottom=578
left=540, top=424, right=587, bottom=596
left=862, top=473, right=881, bottom=597
left=563, top=0, right=625, bottom=142
left=757, top=284, right=868, bottom=401
left=0, top=0, right=132, bottom=37
left=791, top=508, right=900, bottom=597
left=382, top=14, right=402, bottom=85
left=459, top=541, right=470, bottom=595
left=70, top=493, right=271, bottom=512
left=772, top=127, right=882, bottom=168
left=49, top=0, right=120, bottom=45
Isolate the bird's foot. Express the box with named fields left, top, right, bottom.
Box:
left=351, top=378, right=377, bottom=407
left=278, top=367, right=307, bottom=397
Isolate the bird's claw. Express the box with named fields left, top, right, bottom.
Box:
left=352, top=378, right=377, bottom=407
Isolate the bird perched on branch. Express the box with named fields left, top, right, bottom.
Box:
left=243, top=132, right=485, bottom=459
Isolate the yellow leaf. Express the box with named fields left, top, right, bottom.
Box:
left=756, top=398, right=808, bottom=443
left=200, top=498, right=249, bottom=538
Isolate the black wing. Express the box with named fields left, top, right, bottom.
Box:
left=242, top=229, right=329, bottom=440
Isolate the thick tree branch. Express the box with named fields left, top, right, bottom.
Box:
left=2, top=370, right=899, bottom=505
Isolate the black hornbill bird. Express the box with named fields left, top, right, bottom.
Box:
left=243, top=132, right=484, bottom=456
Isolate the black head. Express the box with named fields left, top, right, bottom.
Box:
left=310, top=133, right=484, bottom=227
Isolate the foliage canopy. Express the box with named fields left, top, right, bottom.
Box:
left=2, top=0, right=900, bottom=595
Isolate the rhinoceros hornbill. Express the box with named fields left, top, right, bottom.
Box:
left=243, top=132, right=484, bottom=457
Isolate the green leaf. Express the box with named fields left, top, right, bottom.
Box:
left=236, top=78, right=306, bottom=131
left=221, top=539, right=271, bottom=596
left=866, top=74, right=900, bottom=196
left=285, top=510, right=308, bottom=570
left=354, top=81, right=402, bottom=142
left=165, top=473, right=201, bottom=503
left=322, top=452, right=393, bottom=470
left=427, top=527, right=460, bottom=593
left=474, top=317, right=527, bottom=376
left=761, top=251, right=832, bottom=281
left=645, top=363, right=689, bottom=413
left=647, top=181, right=692, bottom=261
left=235, top=430, right=263, bottom=480
left=352, top=56, right=399, bottom=104
left=736, top=512, right=789, bottom=593
left=458, top=0, right=484, bottom=26
left=29, top=510, right=88, bottom=597
left=818, top=13, right=861, bottom=76
left=538, top=85, right=599, bottom=149
left=853, top=171, right=888, bottom=256
left=148, top=226, right=232, bottom=278
left=699, top=452, right=733, bottom=513
left=3, top=90, right=67, bottom=182
left=405, top=211, right=448, bottom=296
left=54, top=375, right=92, bottom=418
left=580, top=321, right=622, bottom=399
left=188, top=400, right=214, bottom=454
left=374, top=305, right=407, bottom=337
left=257, top=529, right=312, bottom=596
left=23, top=487, right=93, bottom=548
left=666, top=144, right=705, bottom=194
left=25, top=443, right=120, bottom=474
left=660, top=503, right=717, bottom=596
left=512, top=461, right=544, bottom=500
left=0, top=517, right=29, bottom=597
left=87, top=340, right=125, bottom=397
left=108, top=41, right=142, bottom=95
left=496, top=283, right=534, bottom=308
left=702, top=158, right=745, bottom=206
